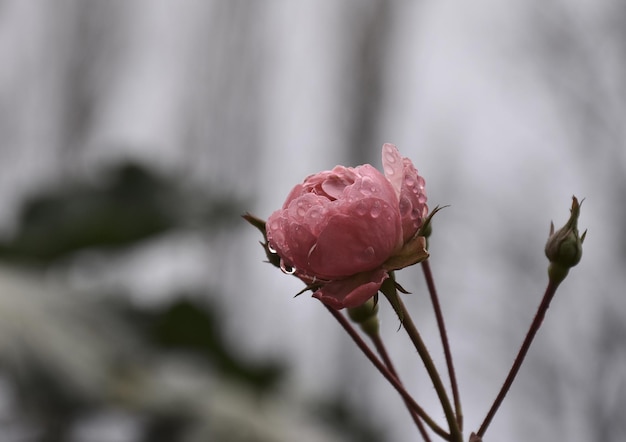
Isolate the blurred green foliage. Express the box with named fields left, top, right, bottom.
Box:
left=0, top=160, right=384, bottom=442
left=0, top=164, right=174, bottom=262
left=0, top=162, right=240, bottom=264
left=137, top=297, right=286, bottom=393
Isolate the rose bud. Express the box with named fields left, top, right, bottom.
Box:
left=545, top=196, right=587, bottom=283
left=266, top=144, right=429, bottom=309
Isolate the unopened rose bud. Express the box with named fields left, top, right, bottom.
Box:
left=347, top=297, right=379, bottom=336
left=545, top=196, right=587, bottom=284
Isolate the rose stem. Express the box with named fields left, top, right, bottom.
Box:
left=370, top=332, right=432, bottom=442
left=324, top=303, right=450, bottom=440
left=383, top=278, right=463, bottom=442
left=476, top=279, right=561, bottom=438
left=421, top=259, right=463, bottom=431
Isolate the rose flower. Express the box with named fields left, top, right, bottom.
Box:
left=266, top=144, right=428, bottom=309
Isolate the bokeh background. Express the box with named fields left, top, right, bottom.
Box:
left=0, top=1, right=623, bottom=441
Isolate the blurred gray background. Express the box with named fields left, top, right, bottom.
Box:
left=0, top=1, right=623, bottom=441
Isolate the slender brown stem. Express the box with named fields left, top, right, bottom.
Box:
left=324, top=303, right=450, bottom=440
left=371, top=333, right=432, bottom=442
left=476, top=280, right=561, bottom=438
left=389, top=293, right=463, bottom=442
left=422, top=259, right=463, bottom=431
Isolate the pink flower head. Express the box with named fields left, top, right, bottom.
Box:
left=266, top=144, right=428, bottom=309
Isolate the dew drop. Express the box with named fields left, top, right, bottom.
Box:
left=296, top=201, right=307, bottom=217
left=359, top=177, right=376, bottom=195
left=405, top=176, right=416, bottom=187
left=291, top=226, right=304, bottom=250
left=384, top=150, right=397, bottom=164
left=370, top=201, right=382, bottom=218
left=355, top=201, right=368, bottom=216
left=268, top=243, right=277, bottom=254
left=309, top=207, right=322, bottom=219
left=384, top=165, right=395, bottom=176
left=269, top=220, right=279, bottom=230
left=399, top=196, right=411, bottom=216
left=410, top=207, right=423, bottom=220
left=360, top=246, right=376, bottom=262
left=280, top=259, right=297, bottom=275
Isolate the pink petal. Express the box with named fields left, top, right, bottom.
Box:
left=283, top=222, right=318, bottom=271
left=346, top=164, right=398, bottom=204
left=306, top=200, right=400, bottom=278
left=313, top=269, right=388, bottom=309
left=399, top=158, right=428, bottom=241
left=303, top=166, right=357, bottom=200
left=281, top=184, right=305, bottom=210
left=381, top=143, right=403, bottom=199
left=320, top=172, right=355, bottom=200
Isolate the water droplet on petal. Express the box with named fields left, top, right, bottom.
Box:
left=358, top=176, right=376, bottom=195
left=405, top=176, right=416, bottom=187
left=270, top=220, right=279, bottom=230
left=290, top=225, right=307, bottom=250
left=355, top=201, right=368, bottom=216
left=268, top=243, right=277, bottom=254
left=295, top=201, right=308, bottom=217
left=384, top=165, right=395, bottom=176
left=410, top=207, right=423, bottom=220
left=399, top=195, right=411, bottom=216
left=384, top=150, right=397, bottom=163
left=280, top=259, right=296, bottom=275
left=309, top=206, right=322, bottom=219
left=370, top=201, right=382, bottom=218
left=361, top=246, right=375, bottom=262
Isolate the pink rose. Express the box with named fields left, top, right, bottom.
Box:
left=266, top=143, right=428, bottom=309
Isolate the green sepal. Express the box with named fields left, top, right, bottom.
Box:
left=242, top=212, right=266, bottom=235
left=242, top=213, right=281, bottom=268
left=380, top=273, right=403, bottom=324
left=417, top=205, right=448, bottom=238
left=293, top=283, right=322, bottom=298
left=394, top=280, right=411, bottom=294
left=383, top=236, right=429, bottom=271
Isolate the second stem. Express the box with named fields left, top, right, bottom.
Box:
left=382, top=277, right=463, bottom=442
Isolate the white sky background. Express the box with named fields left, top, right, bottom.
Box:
left=0, top=1, right=622, bottom=441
